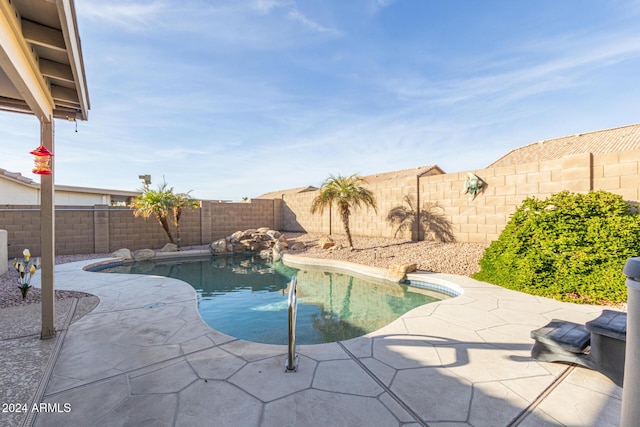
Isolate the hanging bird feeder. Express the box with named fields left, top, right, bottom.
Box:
left=30, top=145, right=54, bottom=175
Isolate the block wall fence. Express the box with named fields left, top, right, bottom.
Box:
left=281, top=150, right=640, bottom=243
left=1, top=150, right=638, bottom=258
left=1, top=199, right=282, bottom=259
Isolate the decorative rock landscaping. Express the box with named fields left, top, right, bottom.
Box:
left=208, top=227, right=289, bottom=255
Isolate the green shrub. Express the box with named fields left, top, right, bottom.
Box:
left=472, top=190, right=640, bottom=304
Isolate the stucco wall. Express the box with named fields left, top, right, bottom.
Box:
left=0, top=177, right=132, bottom=206
left=54, top=191, right=111, bottom=206
left=0, top=179, right=39, bottom=204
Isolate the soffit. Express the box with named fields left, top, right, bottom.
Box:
left=0, top=0, right=89, bottom=121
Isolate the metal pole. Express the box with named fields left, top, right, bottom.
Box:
left=285, top=276, right=298, bottom=372
left=621, top=257, right=640, bottom=426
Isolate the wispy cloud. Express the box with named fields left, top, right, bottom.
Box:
left=253, top=0, right=292, bottom=14
left=287, top=10, right=342, bottom=36
left=78, top=1, right=167, bottom=31
left=374, top=30, right=640, bottom=109
left=370, top=0, right=398, bottom=14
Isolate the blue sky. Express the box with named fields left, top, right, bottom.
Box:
left=3, top=0, right=640, bottom=200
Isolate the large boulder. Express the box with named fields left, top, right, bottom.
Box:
left=159, top=243, right=178, bottom=252
left=209, top=239, right=228, bottom=254
left=274, top=241, right=288, bottom=252
left=387, top=263, right=417, bottom=281
left=266, top=229, right=281, bottom=240
left=247, top=241, right=270, bottom=251
left=112, top=248, right=132, bottom=260
left=259, top=249, right=272, bottom=259
left=318, top=236, right=335, bottom=249
left=290, top=242, right=305, bottom=251
left=243, top=228, right=258, bottom=237
left=252, top=232, right=271, bottom=242
left=229, top=231, right=246, bottom=243
left=230, top=243, right=249, bottom=252
left=213, top=229, right=287, bottom=255
left=132, top=249, right=156, bottom=261
left=272, top=247, right=282, bottom=262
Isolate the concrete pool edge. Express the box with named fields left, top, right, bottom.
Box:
left=80, top=250, right=465, bottom=299
left=24, top=252, right=622, bottom=426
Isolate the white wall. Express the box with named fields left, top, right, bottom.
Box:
left=54, top=191, right=110, bottom=205
left=0, top=178, right=115, bottom=206
left=0, top=179, right=39, bottom=204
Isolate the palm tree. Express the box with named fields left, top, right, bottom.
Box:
left=386, top=195, right=455, bottom=242
left=172, top=192, right=199, bottom=248
left=131, top=180, right=176, bottom=243
left=310, top=174, right=377, bottom=249
left=131, top=180, right=198, bottom=246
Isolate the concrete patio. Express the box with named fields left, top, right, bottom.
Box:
left=2, top=255, right=623, bottom=426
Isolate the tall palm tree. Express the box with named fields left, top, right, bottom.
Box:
left=310, top=174, right=377, bottom=249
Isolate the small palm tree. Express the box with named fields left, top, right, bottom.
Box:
left=131, top=180, right=199, bottom=246
left=310, top=174, right=377, bottom=249
left=386, top=195, right=455, bottom=242
left=172, top=192, right=199, bottom=248
left=131, top=180, right=176, bottom=243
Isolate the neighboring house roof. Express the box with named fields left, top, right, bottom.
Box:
left=256, top=165, right=445, bottom=199
left=256, top=186, right=319, bottom=199
left=361, top=165, right=444, bottom=185
left=0, top=168, right=36, bottom=186
left=489, top=123, right=640, bottom=168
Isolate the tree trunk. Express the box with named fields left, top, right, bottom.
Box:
left=156, top=214, right=175, bottom=244
left=174, top=208, right=182, bottom=249
left=341, top=211, right=354, bottom=249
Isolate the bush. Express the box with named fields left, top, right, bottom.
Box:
left=472, top=191, right=640, bottom=304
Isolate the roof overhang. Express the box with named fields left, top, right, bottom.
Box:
left=0, top=0, right=89, bottom=122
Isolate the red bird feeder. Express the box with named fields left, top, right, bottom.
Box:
left=30, top=145, right=54, bottom=175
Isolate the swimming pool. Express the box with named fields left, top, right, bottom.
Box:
left=98, top=254, right=451, bottom=345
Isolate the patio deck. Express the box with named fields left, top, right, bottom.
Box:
left=1, top=254, right=622, bottom=426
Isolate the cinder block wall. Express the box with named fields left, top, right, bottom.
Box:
left=1, top=199, right=281, bottom=258
left=280, top=150, right=640, bottom=244
left=282, top=192, right=329, bottom=234
left=2, top=149, right=639, bottom=256
left=208, top=199, right=278, bottom=240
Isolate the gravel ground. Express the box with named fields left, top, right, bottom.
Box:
left=0, top=253, right=111, bottom=309
left=287, top=233, right=487, bottom=276
left=0, top=233, right=486, bottom=309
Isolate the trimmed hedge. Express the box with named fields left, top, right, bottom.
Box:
left=472, top=191, right=640, bottom=304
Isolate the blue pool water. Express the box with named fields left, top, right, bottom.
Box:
left=98, top=254, right=451, bottom=345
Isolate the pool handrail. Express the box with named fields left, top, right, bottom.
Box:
left=285, top=275, right=299, bottom=372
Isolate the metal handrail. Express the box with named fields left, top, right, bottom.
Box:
left=285, top=275, right=299, bottom=372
